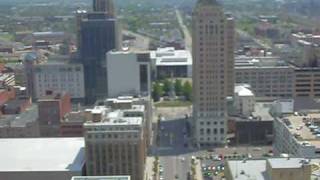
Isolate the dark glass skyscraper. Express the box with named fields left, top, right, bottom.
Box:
left=93, top=0, right=115, bottom=17
left=79, top=12, right=120, bottom=104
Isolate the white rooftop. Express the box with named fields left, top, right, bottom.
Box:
left=0, top=138, right=85, bottom=172
left=150, top=47, right=192, bottom=66
left=235, top=85, right=254, bottom=96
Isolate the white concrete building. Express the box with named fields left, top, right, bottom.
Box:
left=234, top=85, right=255, bottom=116
left=274, top=113, right=320, bottom=158
left=106, top=51, right=151, bottom=98
left=33, top=62, right=85, bottom=100
left=150, top=47, right=192, bottom=78
left=0, top=138, right=85, bottom=180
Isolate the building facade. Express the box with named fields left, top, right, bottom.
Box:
left=106, top=51, right=151, bottom=98
left=150, top=47, right=192, bottom=79
left=33, top=62, right=85, bottom=100
left=192, top=0, right=234, bottom=146
left=235, top=56, right=294, bottom=98
left=273, top=113, right=320, bottom=158
left=93, top=0, right=115, bottom=17
left=294, top=67, right=320, bottom=98
left=84, top=105, right=146, bottom=180
left=80, top=12, right=120, bottom=104
left=38, top=92, right=72, bottom=137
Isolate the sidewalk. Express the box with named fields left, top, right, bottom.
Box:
left=194, top=159, right=203, bottom=180
left=144, top=156, right=156, bottom=180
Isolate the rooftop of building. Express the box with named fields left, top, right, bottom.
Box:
left=280, top=112, right=320, bottom=148
left=0, top=104, right=38, bottom=127
left=62, top=111, right=87, bottom=123
left=84, top=107, right=143, bottom=127
left=32, top=31, right=65, bottom=37
left=38, top=91, right=69, bottom=101
left=3, top=97, right=30, bottom=110
left=227, top=158, right=320, bottom=180
left=235, top=85, right=254, bottom=97
left=0, top=138, right=85, bottom=172
left=227, top=159, right=267, bottom=180
left=150, top=47, right=192, bottom=66
left=71, top=176, right=130, bottom=180
left=235, top=55, right=290, bottom=69
left=252, top=103, right=274, bottom=121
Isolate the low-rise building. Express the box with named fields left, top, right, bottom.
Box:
left=273, top=98, right=320, bottom=158
left=235, top=56, right=294, bottom=98
left=273, top=112, right=320, bottom=158
left=225, top=158, right=314, bottom=180
left=60, top=111, right=86, bottom=137
left=0, top=138, right=85, bottom=180
left=0, top=104, right=39, bottom=138
left=234, top=85, right=255, bottom=116
left=38, top=91, right=72, bottom=137
left=150, top=47, right=192, bottom=79
left=229, top=102, right=273, bottom=145
left=33, top=56, right=85, bottom=100
left=294, top=67, right=320, bottom=98
left=106, top=51, right=151, bottom=98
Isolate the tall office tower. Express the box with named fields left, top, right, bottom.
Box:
left=80, top=13, right=121, bottom=104
left=93, top=0, right=115, bottom=17
left=192, top=0, right=234, bottom=146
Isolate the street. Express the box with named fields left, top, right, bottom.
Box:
left=176, top=9, right=192, bottom=51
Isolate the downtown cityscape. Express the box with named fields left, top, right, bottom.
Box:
left=0, top=0, right=320, bottom=180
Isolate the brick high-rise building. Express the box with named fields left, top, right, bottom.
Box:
left=192, top=0, right=234, bottom=146
left=38, top=91, right=72, bottom=137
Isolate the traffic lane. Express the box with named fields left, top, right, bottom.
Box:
left=160, top=155, right=191, bottom=180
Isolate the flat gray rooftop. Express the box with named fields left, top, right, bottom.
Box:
left=0, top=104, right=38, bottom=127
left=0, top=138, right=85, bottom=172
left=227, top=160, right=267, bottom=180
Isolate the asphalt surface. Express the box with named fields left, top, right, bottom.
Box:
left=152, top=106, right=273, bottom=180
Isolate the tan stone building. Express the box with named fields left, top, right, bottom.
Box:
left=225, top=158, right=313, bottom=180
left=192, top=0, right=234, bottom=146
left=84, top=99, right=146, bottom=180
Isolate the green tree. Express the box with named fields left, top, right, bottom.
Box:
left=183, top=81, right=192, bottom=101
left=162, top=79, right=172, bottom=95
left=152, top=82, right=163, bottom=102
left=174, top=79, right=183, bottom=96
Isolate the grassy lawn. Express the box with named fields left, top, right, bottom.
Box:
left=155, top=100, right=192, bottom=107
